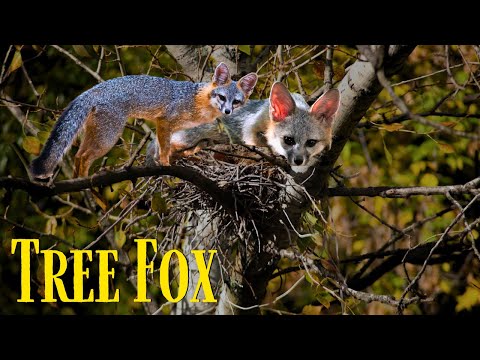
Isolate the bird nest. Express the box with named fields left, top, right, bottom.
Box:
left=145, top=145, right=290, bottom=252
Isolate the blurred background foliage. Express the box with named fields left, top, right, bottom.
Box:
left=0, top=45, right=479, bottom=314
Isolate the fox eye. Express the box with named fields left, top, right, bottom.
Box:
left=218, top=94, right=226, bottom=101
left=283, top=136, right=295, bottom=146
left=233, top=99, right=242, bottom=105
left=306, top=139, right=318, bottom=148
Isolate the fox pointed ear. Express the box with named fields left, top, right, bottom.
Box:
left=269, top=82, right=296, bottom=122
left=238, top=73, right=258, bottom=97
left=310, top=88, right=340, bottom=126
left=212, top=62, right=231, bottom=85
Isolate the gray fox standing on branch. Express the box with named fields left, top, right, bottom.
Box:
left=30, top=63, right=258, bottom=179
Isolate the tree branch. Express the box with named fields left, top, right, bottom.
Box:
left=301, top=45, right=416, bottom=198
left=328, top=177, right=480, bottom=198
left=0, top=165, right=236, bottom=214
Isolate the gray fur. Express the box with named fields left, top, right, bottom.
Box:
left=30, top=73, right=253, bottom=178
left=155, top=87, right=339, bottom=173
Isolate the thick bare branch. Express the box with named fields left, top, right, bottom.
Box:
left=0, top=165, right=236, bottom=213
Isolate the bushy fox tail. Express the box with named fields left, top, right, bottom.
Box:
left=30, top=95, right=93, bottom=179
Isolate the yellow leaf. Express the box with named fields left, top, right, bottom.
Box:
left=72, top=45, right=91, bottom=57
left=352, top=240, right=365, bottom=253
left=455, top=286, right=480, bottom=312
left=381, top=123, right=404, bottom=132
left=420, top=173, right=438, bottom=187
left=115, top=229, right=127, bottom=248
left=438, top=142, right=455, bottom=154
left=23, top=136, right=41, bottom=155
left=9, top=50, right=23, bottom=74
left=302, top=305, right=323, bottom=315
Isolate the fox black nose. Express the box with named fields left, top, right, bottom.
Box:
left=224, top=109, right=231, bottom=115
left=294, top=158, right=303, bottom=165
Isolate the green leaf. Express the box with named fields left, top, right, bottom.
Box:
left=238, top=45, right=251, bottom=55
left=23, top=136, right=41, bottom=155
left=115, top=229, right=127, bottom=248
left=304, top=211, right=317, bottom=225
left=382, top=137, right=392, bottom=165
left=151, top=192, right=168, bottom=214
left=420, top=173, right=438, bottom=187
left=317, top=295, right=332, bottom=309
left=9, top=50, right=23, bottom=74
left=37, top=131, right=50, bottom=145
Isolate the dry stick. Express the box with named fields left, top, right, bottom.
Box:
left=51, top=45, right=104, bottom=83
left=96, top=46, right=105, bottom=74
left=279, top=249, right=431, bottom=308
left=324, top=45, right=334, bottom=90
left=457, top=45, right=480, bottom=91
left=52, top=195, right=93, bottom=215
left=445, top=45, right=465, bottom=91
left=0, top=216, right=75, bottom=248
left=21, top=64, right=40, bottom=99
left=361, top=88, right=455, bottom=129
left=446, top=192, right=480, bottom=262
left=123, top=131, right=152, bottom=169
left=225, top=274, right=307, bottom=312
left=328, top=177, right=480, bottom=198
left=352, top=205, right=456, bottom=280
left=357, top=128, right=373, bottom=170
left=275, top=45, right=285, bottom=82
left=199, top=45, right=214, bottom=82
left=284, top=47, right=328, bottom=78
left=1, top=94, right=39, bottom=136
left=344, top=206, right=454, bottom=264
left=398, top=193, right=480, bottom=311
left=0, top=96, right=61, bottom=114
left=114, top=45, right=126, bottom=77
left=357, top=111, right=480, bottom=129
left=348, top=196, right=402, bottom=233
left=376, top=68, right=479, bottom=141
left=0, top=45, right=13, bottom=83
left=391, top=63, right=464, bottom=87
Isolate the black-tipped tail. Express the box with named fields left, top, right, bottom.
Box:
left=30, top=96, right=93, bottom=179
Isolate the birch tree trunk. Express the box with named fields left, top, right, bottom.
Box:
left=169, top=45, right=415, bottom=314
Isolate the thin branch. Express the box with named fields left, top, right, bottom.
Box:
left=398, top=193, right=480, bottom=311
left=376, top=67, right=479, bottom=140
left=446, top=192, right=480, bottom=261
left=324, top=45, right=334, bottom=90
left=51, top=45, right=104, bottom=83
left=1, top=93, right=39, bottom=136
left=0, top=216, right=75, bottom=248
left=328, top=178, right=480, bottom=198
